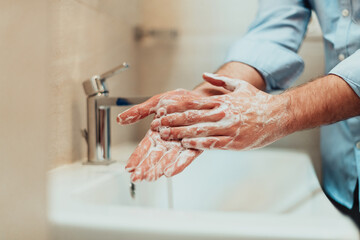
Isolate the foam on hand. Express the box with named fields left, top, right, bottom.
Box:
left=154, top=72, right=290, bottom=151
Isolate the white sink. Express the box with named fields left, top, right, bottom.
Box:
left=48, top=146, right=358, bottom=240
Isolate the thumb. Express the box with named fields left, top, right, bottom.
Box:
left=202, top=72, right=243, bottom=92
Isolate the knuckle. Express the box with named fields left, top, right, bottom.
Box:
left=160, top=117, right=169, bottom=125
left=167, top=105, right=176, bottom=112
left=171, top=129, right=179, bottom=138
left=173, top=88, right=187, bottom=93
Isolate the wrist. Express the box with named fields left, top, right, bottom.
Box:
left=193, top=62, right=266, bottom=97
left=216, top=62, right=266, bottom=90
left=192, top=81, right=229, bottom=97
left=273, top=92, right=296, bottom=136
left=279, top=75, right=360, bottom=133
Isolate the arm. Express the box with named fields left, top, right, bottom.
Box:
left=117, top=0, right=313, bottom=181
left=195, top=0, right=312, bottom=97
left=154, top=73, right=360, bottom=150
left=286, top=76, right=360, bottom=133
left=119, top=0, right=312, bottom=123
left=196, top=56, right=360, bottom=136
left=224, top=0, right=311, bottom=92
left=286, top=48, right=360, bottom=132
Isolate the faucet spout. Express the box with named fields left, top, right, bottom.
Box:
left=82, top=63, right=149, bottom=165
left=97, top=97, right=150, bottom=107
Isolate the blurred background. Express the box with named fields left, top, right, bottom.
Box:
left=1, top=0, right=325, bottom=239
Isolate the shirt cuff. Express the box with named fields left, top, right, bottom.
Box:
left=225, top=38, right=304, bottom=92
left=329, top=49, right=360, bottom=98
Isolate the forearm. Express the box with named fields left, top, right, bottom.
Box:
left=194, top=63, right=360, bottom=135
left=283, top=74, right=360, bottom=134
left=193, top=62, right=266, bottom=96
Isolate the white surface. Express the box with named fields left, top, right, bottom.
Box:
left=48, top=146, right=359, bottom=240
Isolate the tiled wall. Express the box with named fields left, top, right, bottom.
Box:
left=0, top=1, right=326, bottom=238
left=49, top=0, right=141, bottom=167
left=137, top=0, right=325, bottom=177
left=0, top=1, right=48, bottom=239
left=48, top=0, right=325, bottom=176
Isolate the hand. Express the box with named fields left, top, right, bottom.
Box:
left=125, top=129, right=202, bottom=182
left=151, top=73, right=291, bottom=151
left=117, top=89, right=205, bottom=182
left=117, top=89, right=209, bottom=125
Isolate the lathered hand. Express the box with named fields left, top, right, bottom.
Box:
left=124, top=129, right=201, bottom=182
left=117, top=89, right=209, bottom=125
left=151, top=73, right=291, bottom=150
left=117, top=89, right=204, bottom=182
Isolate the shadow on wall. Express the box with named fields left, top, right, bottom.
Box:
left=136, top=33, right=179, bottom=95
left=49, top=0, right=140, bottom=167
left=71, top=83, right=84, bottom=162
left=135, top=34, right=179, bottom=140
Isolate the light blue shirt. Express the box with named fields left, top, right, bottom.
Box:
left=225, top=0, right=360, bottom=210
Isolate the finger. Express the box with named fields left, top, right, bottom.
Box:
left=203, top=72, right=244, bottom=92
left=130, top=145, right=166, bottom=182
left=151, top=109, right=225, bottom=130
left=156, top=98, right=219, bottom=117
left=144, top=145, right=181, bottom=181
left=164, top=149, right=202, bottom=177
left=117, top=94, right=162, bottom=125
left=159, top=123, right=225, bottom=140
left=181, top=136, right=233, bottom=150
left=125, top=132, right=153, bottom=172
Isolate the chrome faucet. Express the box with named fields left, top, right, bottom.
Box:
left=82, top=62, right=148, bottom=165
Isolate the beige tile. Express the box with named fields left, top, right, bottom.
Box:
left=0, top=1, right=48, bottom=239
left=139, top=0, right=257, bottom=34
left=49, top=0, right=140, bottom=167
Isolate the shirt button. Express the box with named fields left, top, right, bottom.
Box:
left=357, top=142, right=360, bottom=150
left=342, top=9, right=349, bottom=17
left=338, top=53, right=345, bottom=61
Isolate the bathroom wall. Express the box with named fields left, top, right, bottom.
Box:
left=0, top=1, right=48, bottom=239
left=49, top=0, right=141, bottom=167
left=137, top=0, right=325, bottom=178
left=48, top=0, right=325, bottom=176
left=0, top=1, right=325, bottom=239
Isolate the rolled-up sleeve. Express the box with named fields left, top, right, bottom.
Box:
left=225, top=0, right=311, bottom=92
left=329, top=50, right=360, bottom=98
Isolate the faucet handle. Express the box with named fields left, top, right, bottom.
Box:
left=83, top=62, right=129, bottom=96
left=98, top=62, right=129, bottom=81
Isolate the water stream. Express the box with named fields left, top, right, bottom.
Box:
left=167, top=178, right=174, bottom=209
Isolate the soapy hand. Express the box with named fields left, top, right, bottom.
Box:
left=117, top=89, right=206, bottom=182
left=151, top=73, right=291, bottom=150
left=117, top=89, right=213, bottom=125
left=124, top=129, right=202, bottom=182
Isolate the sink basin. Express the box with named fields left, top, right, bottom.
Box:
left=48, top=146, right=358, bottom=240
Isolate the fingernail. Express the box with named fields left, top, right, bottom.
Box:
left=159, top=128, right=170, bottom=139
left=151, top=119, right=160, bottom=130
left=164, top=167, right=174, bottom=177
left=130, top=174, right=138, bottom=183
left=117, top=114, right=123, bottom=124
left=145, top=173, right=154, bottom=182
left=203, top=72, right=220, bottom=79
left=181, top=140, right=191, bottom=148
left=131, top=178, right=141, bottom=183
left=125, top=166, right=135, bottom=172
left=132, top=168, right=143, bottom=182
left=155, top=165, right=163, bottom=178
